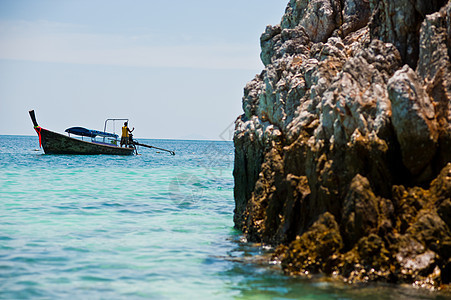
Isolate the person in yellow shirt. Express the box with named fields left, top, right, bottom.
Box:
left=120, top=122, right=134, bottom=147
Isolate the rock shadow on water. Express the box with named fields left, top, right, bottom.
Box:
left=220, top=235, right=451, bottom=299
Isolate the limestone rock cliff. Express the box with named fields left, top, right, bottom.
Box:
left=234, top=0, right=451, bottom=288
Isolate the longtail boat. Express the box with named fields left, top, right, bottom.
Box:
left=29, top=110, right=135, bottom=155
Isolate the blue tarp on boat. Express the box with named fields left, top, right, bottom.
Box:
left=65, top=127, right=118, bottom=139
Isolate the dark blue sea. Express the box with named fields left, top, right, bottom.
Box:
left=0, top=135, right=446, bottom=299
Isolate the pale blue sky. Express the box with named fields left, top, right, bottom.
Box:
left=0, top=0, right=287, bottom=140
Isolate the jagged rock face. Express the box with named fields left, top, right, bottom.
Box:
left=368, top=0, right=448, bottom=67
left=388, top=65, right=439, bottom=177
left=234, top=0, right=451, bottom=288
left=281, top=0, right=342, bottom=42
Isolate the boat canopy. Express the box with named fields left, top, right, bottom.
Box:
left=65, top=127, right=118, bottom=139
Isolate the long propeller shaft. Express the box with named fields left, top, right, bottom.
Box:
left=133, top=141, right=175, bottom=155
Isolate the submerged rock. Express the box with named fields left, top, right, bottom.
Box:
left=234, top=0, right=451, bottom=289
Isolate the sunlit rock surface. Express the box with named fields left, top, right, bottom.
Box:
left=234, top=0, right=451, bottom=289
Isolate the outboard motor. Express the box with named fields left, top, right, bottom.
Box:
left=128, top=133, right=135, bottom=148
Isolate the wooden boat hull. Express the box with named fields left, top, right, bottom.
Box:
left=34, top=127, right=134, bottom=155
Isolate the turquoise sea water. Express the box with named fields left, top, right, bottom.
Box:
left=0, top=135, right=448, bottom=299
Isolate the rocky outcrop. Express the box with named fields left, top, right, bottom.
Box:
left=234, top=0, right=451, bottom=289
